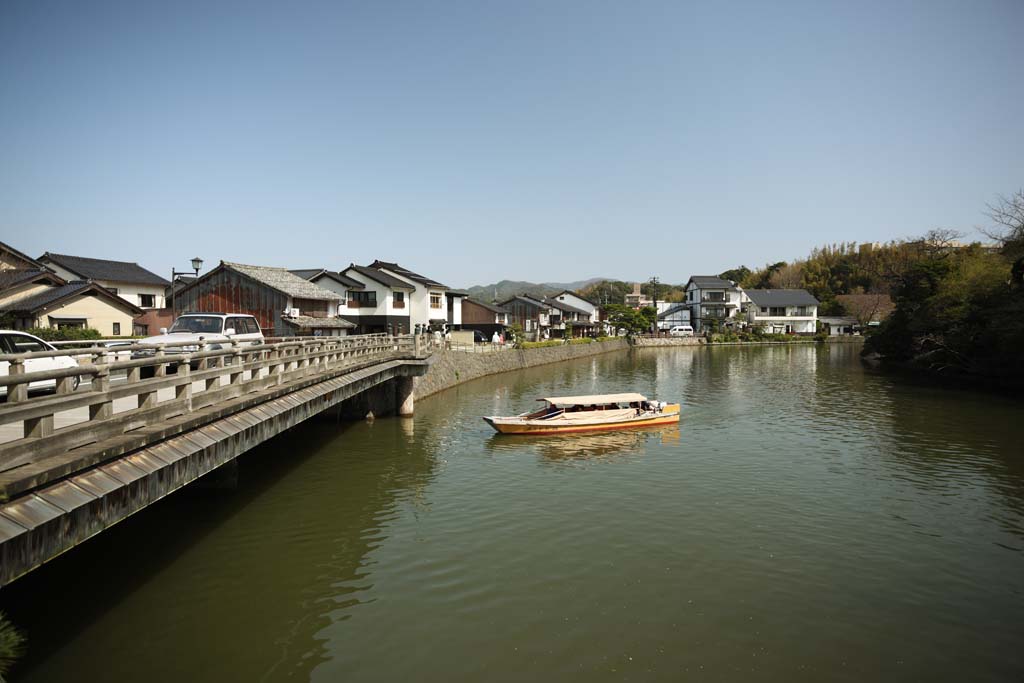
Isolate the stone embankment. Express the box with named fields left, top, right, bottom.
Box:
left=414, top=339, right=628, bottom=398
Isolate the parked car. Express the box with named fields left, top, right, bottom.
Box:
left=468, top=330, right=488, bottom=343
left=668, top=325, right=694, bottom=337
left=133, top=313, right=264, bottom=377
left=0, top=330, right=80, bottom=396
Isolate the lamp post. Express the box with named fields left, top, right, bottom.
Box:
left=170, top=256, right=203, bottom=314
left=649, top=276, right=660, bottom=335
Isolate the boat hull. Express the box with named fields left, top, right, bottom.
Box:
left=484, top=405, right=681, bottom=435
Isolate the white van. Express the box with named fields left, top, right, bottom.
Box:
left=668, top=325, right=694, bottom=337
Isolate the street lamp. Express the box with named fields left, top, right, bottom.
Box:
left=649, top=276, right=660, bottom=335
left=170, top=256, right=203, bottom=313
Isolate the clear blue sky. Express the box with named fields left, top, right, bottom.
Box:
left=2, top=0, right=1021, bottom=287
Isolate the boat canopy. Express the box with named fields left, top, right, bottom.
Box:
left=540, top=393, right=647, bottom=407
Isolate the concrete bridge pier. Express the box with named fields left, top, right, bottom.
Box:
left=396, top=377, right=415, bottom=417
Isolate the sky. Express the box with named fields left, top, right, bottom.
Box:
left=1, top=0, right=1022, bottom=288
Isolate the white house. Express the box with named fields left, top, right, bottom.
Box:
left=657, top=303, right=692, bottom=329
left=338, top=264, right=415, bottom=335
left=684, top=276, right=744, bottom=332
left=366, top=260, right=450, bottom=333
left=37, top=252, right=169, bottom=310
left=744, top=289, right=819, bottom=334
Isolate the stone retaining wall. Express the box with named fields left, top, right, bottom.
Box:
left=414, top=339, right=629, bottom=399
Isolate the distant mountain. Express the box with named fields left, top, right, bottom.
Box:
left=464, top=278, right=607, bottom=303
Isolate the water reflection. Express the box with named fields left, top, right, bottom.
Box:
left=4, top=418, right=440, bottom=683
left=485, top=425, right=682, bottom=464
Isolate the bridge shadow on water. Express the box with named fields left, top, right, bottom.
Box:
left=1, top=412, right=439, bottom=682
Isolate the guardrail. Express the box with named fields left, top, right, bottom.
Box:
left=0, top=333, right=433, bottom=472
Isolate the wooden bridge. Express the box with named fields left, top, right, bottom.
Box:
left=0, top=333, right=434, bottom=586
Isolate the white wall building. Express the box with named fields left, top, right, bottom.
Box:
left=367, top=260, right=450, bottom=333
left=37, top=252, right=169, bottom=310
left=744, top=289, right=819, bottom=334
left=339, top=264, right=414, bottom=334
left=684, top=276, right=744, bottom=332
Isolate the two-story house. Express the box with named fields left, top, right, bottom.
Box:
left=37, top=252, right=169, bottom=310
left=543, top=298, right=593, bottom=337
left=744, top=289, right=819, bottom=334
left=684, top=276, right=744, bottom=332
left=339, top=264, right=414, bottom=335
left=500, top=295, right=553, bottom=340
left=366, top=260, right=450, bottom=333
left=460, top=297, right=509, bottom=337
left=1, top=241, right=143, bottom=335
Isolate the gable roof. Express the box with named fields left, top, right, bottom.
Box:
left=544, top=298, right=590, bottom=316
left=368, top=260, right=448, bottom=289
left=745, top=289, right=820, bottom=307
left=0, top=281, right=144, bottom=315
left=685, top=275, right=737, bottom=289
left=290, top=268, right=364, bottom=289
left=500, top=294, right=551, bottom=309
left=463, top=297, right=507, bottom=314
left=0, top=241, right=45, bottom=270
left=553, top=290, right=597, bottom=306
left=220, top=262, right=341, bottom=300
left=343, top=264, right=414, bottom=290
left=0, top=268, right=65, bottom=291
left=657, top=303, right=690, bottom=319
left=38, top=252, right=169, bottom=286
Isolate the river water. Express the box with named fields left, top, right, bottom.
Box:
left=4, top=344, right=1023, bottom=682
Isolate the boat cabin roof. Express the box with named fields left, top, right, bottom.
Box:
left=540, top=393, right=647, bottom=407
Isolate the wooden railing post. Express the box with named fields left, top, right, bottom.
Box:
left=175, top=357, right=192, bottom=404
left=90, top=352, right=112, bottom=421
left=7, top=358, right=28, bottom=403
left=155, top=345, right=167, bottom=377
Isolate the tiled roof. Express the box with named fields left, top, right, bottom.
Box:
left=553, top=290, right=597, bottom=305
left=544, top=298, right=590, bottom=316
left=0, top=241, right=44, bottom=269
left=0, top=282, right=143, bottom=314
left=290, top=268, right=365, bottom=290
left=282, top=315, right=356, bottom=329
left=368, top=260, right=448, bottom=289
left=745, top=289, right=820, bottom=307
left=500, top=295, right=551, bottom=309
left=464, top=297, right=507, bottom=314
left=0, top=269, right=63, bottom=291
left=224, top=262, right=341, bottom=300
left=687, top=275, right=737, bottom=288
left=344, top=264, right=414, bottom=290
left=39, top=252, right=169, bottom=285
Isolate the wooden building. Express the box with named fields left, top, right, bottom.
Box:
left=173, top=261, right=351, bottom=337
left=460, top=297, right=509, bottom=336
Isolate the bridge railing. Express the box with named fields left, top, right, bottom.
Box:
left=0, top=333, right=432, bottom=473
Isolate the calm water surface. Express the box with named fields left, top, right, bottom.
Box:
left=4, top=344, right=1023, bottom=682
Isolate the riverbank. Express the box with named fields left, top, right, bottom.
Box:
left=414, top=338, right=628, bottom=398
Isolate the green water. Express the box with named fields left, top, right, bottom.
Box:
left=3, top=344, right=1023, bottom=682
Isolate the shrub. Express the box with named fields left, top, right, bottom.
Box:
left=0, top=611, right=25, bottom=679
left=596, top=336, right=617, bottom=342
left=568, top=337, right=593, bottom=345
left=25, top=327, right=102, bottom=342
left=520, top=340, right=564, bottom=349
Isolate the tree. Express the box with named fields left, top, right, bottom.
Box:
left=603, top=304, right=650, bottom=336
left=768, top=262, right=804, bottom=289
left=718, top=266, right=751, bottom=284
left=836, top=293, right=895, bottom=327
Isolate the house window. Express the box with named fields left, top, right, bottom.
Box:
left=430, top=292, right=442, bottom=308
left=393, top=291, right=405, bottom=309
left=761, top=307, right=769, bottom=314
left=769, top=307, right=786, bottom=317
left=350, top=291, right=377, bottom=308
left=113, top=322, right=121, bottom=336
left=139, top=294, right=156, bottom=308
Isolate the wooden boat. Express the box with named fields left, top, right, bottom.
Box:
left=483, top=393, right=680, bottom=435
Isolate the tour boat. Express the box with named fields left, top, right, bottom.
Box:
left=482, top=393, right=680, bottom=435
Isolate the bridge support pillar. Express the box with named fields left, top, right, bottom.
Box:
left=397, top=376, right=415, bottom=416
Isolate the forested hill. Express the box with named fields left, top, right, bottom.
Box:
left=464, top=278, right=606, bottom=303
